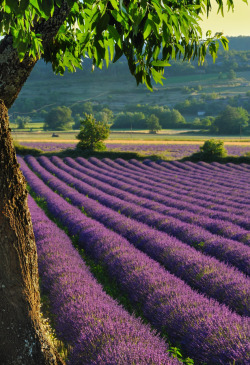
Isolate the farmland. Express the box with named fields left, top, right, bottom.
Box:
left=17, top=140, right=250, bottom=160
left=18, top=153, right=250, bottom=364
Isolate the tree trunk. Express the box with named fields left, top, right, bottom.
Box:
left=0, top=2, right=71, bottom=363
left=0, top=101, right=64, bottom=364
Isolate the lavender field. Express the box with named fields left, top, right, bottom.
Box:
left=18, top=155, right=250, bottom=364
left=18, top=141, right=250, bottom=159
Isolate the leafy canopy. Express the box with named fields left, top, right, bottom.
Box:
left=213, top=105, right=249, bottom=134
left=44, top=106, right=73, bottom=130
left=146, top=114, right=161, bottom=133
left=199, top=139, right=228, bottom=158
left=0, top=1, right=248, bottom=90
left=76, top=113, right=110, bottom=150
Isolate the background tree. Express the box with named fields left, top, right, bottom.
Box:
left=76, top=113, right=110, bottom=150
left=95, top=108, right=113, bottom=125
left=73, top=113, right=82, bottom=130
left=213, top=105, right=249, bottom=134
left=167, top=109, right=186, bottom=128
left=146, top=114, right=162, bottom=133
left=15, top=115, right=31, bottom=129
left=0, top=0, right=243, bottom=363
left=43, top=106, right=73, bottom=131
left=228, top=68, right=237, bottom=80
left=112, top=111, right=146, bottom=129
left=71, top=101, right=93, bottom=116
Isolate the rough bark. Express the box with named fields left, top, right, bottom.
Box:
left=0, top=2, right=72, bottom=364
left=0, top=101, right=65, bottom=364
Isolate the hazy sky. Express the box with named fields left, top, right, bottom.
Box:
left=200, top=1, right=250, bottom=37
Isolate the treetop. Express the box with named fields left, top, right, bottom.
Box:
left=0, top=0, right=247, bottom=90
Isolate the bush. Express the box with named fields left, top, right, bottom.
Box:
left=44, top=106, right=73, bottom=131
left=76, top=114, right=110, bottom=151
left=199, top=139, right=228, bottom=158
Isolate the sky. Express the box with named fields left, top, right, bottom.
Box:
left=200, top=0, right=250, bottom=37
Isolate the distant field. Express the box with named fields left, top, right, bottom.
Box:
left=13, top=130, right=250, bottom=145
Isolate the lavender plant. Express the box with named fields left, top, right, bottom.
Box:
left=19, top=157, right=250, bottom=365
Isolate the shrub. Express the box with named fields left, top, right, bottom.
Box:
left=76, top=114, right=110, bottom=151
left=199, top=139, right=228, bottom=158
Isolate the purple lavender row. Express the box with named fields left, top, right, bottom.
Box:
left=208, top=161, right=250, bottom=175
left=86, top=157, right=250, bottom=215
left=108, top=156, right=250, bottom=196
left=55, top=156, right=250, bottom=245
left=70, top=157, right=250, bottom=230
left=20, top=158, right=250, bottom=365
left=28, top=195, right=178, bottom=364
left=117, top=157, right=250, bottom=201
left=115, top=158, right=250, bottom=208
left=19, top=142, right=76, bottom=152
left=144, top=159, right=250, bottom=193
left=106, top=143, right=250, bottom=158
left=156, top=157, right=250, bottom=179
left=142, top=160, right=250, bottom=210
left=157, top=159, right=250, bottom=189
left=226, top=162, right=250, bottom=172
left=29, top=155, right=250, bottom=313
left=96, top=157, right=250, bottom=214
left=170, top=159, right=250, bottom=177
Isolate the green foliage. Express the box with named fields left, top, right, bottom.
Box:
left=199, top=116, right=215, bottom=127
left=0, top=0, right=239, bottom=90
left=73, top=104, right=113, bottom=129
left=15, top=115, right=31, bottom=129
left=71, top=101, right=93, bottom=116
left=73, top=113, right=82, bottom=130
left=146, top=114, right=161, bottom=133
left=43, top=106, right=73, bottom=131
left=213, top=105, right=249, bottom=134
left=76, top=113, right=110, bottom=151
left=95, top=108, right=113, bottom=125
left=228, top=69, right=236, bottom=80
left=112, top=111, right=146, bottom=129
left=122, top=104, right=186, bottom=129
left=200, top=139, right=228, bottom=158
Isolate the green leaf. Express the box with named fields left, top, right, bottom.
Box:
left=108, top=38, right=115, bottom=61
left=37, top=0, right=54, bottom=18
left=151, top=0, right=163, bottom=21
left=151, top=60, right=171, bottom=67
left=107, top=27, right=122, bottom=48
left=4, top=5, right=11, bottom=14
left=110, top=0, right=119, bottom=11
left=143, top=19, right=152, bottom=39
left=151, top=68, right=165, bottom=85
left=113, top=43, right=123, bottom=63
left=153, top=45, right=160, bottom=61
left=144, top=74, right=153, bottom=91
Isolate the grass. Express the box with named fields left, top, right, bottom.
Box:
left=12, top=129, right=250, bottom=144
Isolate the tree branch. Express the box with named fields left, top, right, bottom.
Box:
left=0, top=1, right=71, bottom=109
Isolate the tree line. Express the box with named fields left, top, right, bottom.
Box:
left=13, top=100, right=250, bottom=136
